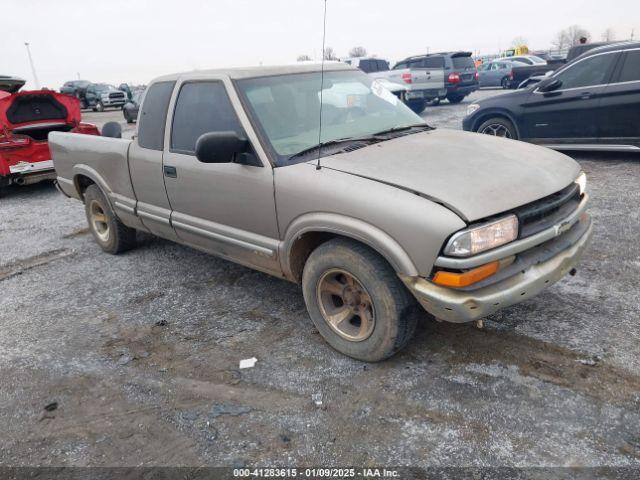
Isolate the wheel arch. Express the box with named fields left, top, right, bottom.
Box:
left=72, top=165, right=112, bottom=203
left=280, top=213, right=419, bottom=283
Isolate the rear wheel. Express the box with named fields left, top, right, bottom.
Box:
left=447, top=93, right=465, bottom=104
left=302, top=238, right=418, bottom=362
left=405, top=99, right=427, bottom=114
left=84, top=185, right=136, bottom=254
left=476, top=116, right=518, bottom=139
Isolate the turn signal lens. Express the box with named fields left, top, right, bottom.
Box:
left=432, top=261, right=500, bottom=288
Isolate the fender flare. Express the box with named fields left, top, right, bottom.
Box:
left=71, top=164, right=112, bottom=203
left=280, top=212, right=420, bottom=279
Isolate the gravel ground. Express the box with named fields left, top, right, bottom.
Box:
left=0, top=90, right=639, bottom=467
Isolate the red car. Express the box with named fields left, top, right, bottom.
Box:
left=0, top=76, right=99, bottom=188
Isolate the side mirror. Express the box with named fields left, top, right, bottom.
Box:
left=195, top=131, right=249, bottom=164
left=538, top=78, right=562, bottom=92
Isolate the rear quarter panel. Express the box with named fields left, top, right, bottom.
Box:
left=49, top=132, right=139, bottom=225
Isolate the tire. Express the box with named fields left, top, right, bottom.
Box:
left=84, top=184, right=136, bottom=254
left=405, top=99, right=427, bottom=114
left=302, top=238, right=418, bottom=362
left=476, top=116, right=518, bottom=140
left=501, top=77, right=510, bottom=89
left=96, top=101, right=104, bottom=112
left=124, top=111, right=133, bottom=124
left=446, top=93, right=465, bottom=104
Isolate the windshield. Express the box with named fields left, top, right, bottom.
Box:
left=236, top=70, right=424, bottom=166
left=94, top=84, right=117, bottom=92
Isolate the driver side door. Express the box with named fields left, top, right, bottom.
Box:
left=162, top=78, right=281, bottom=276
left=520, top=51, right=619, bottom=144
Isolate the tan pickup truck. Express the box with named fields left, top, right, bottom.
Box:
left=50, top=63, right=592, bottom=361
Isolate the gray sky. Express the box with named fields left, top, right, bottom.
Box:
left=5, top=0, right=639, bottom=89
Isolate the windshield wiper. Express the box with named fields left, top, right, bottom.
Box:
left=287, top=137, right=376, bottom=161
left=367, top=123, right=433, bottom=137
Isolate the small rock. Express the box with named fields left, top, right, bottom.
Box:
left=154, top=319, right=168, bottom=327
left=44, top=402, right=58, bottom=412
left=312, top=393, right=323, bottom=406
left=118, top=354, right=134, bottom=365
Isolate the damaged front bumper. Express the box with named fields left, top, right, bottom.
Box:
left=400, top=216, right=593, bottom=323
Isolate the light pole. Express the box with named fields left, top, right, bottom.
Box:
left=24, top=42, right=40, bottom=89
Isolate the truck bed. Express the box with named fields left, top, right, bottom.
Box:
left=49, top=132, right=139, bottom=223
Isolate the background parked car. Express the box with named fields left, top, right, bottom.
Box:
left=1, top=75, right=99, bottom=188
left=85, top=83, right=127, bottom=112
left=395, top=52, right=479, bottom=104
left=345, top=56, right=446, bottom=113
left=463, top=42, right=640, bottom=150
left=504, top=55, right=548, bottom=66
left=59, top=80, right=92, bottom=108
left=122, top=90, right=144, bottom=123
left=477, top=60, right=525, bottom=88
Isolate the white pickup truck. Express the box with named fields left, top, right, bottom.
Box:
left=344, top=57, right=446, bottom=113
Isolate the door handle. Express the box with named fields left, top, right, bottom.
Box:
left=163, top=165, right=177, bottom=178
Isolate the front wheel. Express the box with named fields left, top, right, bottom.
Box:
left=84, top=185, right=137, bottom=254
left=302, top=238, right=417, bottom=362
left=96, top=101, right=105, bottom=112
left=476, top=116, right=518, bottom=139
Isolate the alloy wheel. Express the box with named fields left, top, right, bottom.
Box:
left=316, top=269, right=375, bottom=342
left=89, top=200, right=110, bottom=242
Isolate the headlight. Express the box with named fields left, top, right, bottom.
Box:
left=575, top=172, right=586, bottom=196
left=466, top=103, right=480, bottom=116
left=444, top=215, right=519, bottom=257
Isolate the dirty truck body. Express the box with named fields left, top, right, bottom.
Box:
left=50, top=63, right=592, bottom=361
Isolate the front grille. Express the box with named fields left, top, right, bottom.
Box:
left=514, top=183, right=581, bottom=238
left=109, top=92, right=125, bottom=99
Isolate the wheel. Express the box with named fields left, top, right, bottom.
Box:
left=302, top=238, right=418, bottom=362
left=124, top=111, right=133, bottom=124
left=501, top=77, right=510, bottom=89
left=446, top=94, right=465, bottom=104
left=96, top=101, right=104, bottom=112
left=476, top=116, right=518, bottom=139
left=405, top=99, right=427, bottom=114
left=84, top=184, right=136, bottom=254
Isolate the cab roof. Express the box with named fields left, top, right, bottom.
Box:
left=151, top=62, right=355, bottom=83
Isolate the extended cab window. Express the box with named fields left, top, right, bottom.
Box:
left=555, top=52, right=617, bottom=89
left=137, top=81, right=175, bottom=150
left=171, top=81, right=244, bottom=154
left=618, top=50, right=640, bottom=82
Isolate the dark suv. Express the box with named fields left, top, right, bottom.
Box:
left=393, top=51, right=479, bottom=104
left=462, top=42, right=640, bottom=150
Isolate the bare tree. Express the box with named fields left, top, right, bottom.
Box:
left=553, top=25, right=592, bottom=50
left=601, top=28, right=616, bottom=42
left=511, top=36, right=528, bottom=47
left=348, top=46, right=367, bottom=58
left=297, top=54, right=312, bottom=62
left=323, top=47, right=338, bottom=61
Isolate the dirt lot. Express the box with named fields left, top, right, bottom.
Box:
left=1, top=90, right=639, bottom=467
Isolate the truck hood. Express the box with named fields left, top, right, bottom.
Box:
left=316, top=129, right=580, bottom=222
left=0, top=90, right=81, bottom=131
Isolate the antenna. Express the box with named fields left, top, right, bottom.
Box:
left=316, top=0, right=328, bottom=171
